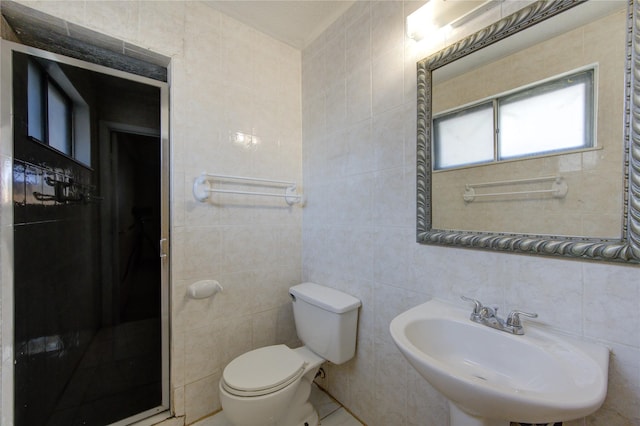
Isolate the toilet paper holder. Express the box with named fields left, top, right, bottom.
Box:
left=187, top=279, right=223, bottom=299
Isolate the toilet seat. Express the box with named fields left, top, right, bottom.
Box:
left=222, top=345, right=306, bottom=397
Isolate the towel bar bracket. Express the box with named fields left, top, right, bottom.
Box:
left=193, top=175, right=210, bottom=202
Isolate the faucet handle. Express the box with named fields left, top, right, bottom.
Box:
left=461, top=295, right=483, bottom=316
left=506, top=310, right=538, bottom=327
left=479, top=305, right=497, bottom=319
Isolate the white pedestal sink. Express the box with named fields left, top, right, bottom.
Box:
left=389, top=299, right=609, bottom=426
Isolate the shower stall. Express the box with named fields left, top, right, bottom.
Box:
left=2, top=39, right=170, bottom=426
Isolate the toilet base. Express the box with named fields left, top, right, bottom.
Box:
left=277, top=374, right=319, bottom=426
left=278, top=404, right=317, bottom=426
left=301, top=409, right=319, bottom=426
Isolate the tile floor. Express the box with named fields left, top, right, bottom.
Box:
left=194, top=384, right=363, bottom=426
left=47, top=319, right=162, bottom=426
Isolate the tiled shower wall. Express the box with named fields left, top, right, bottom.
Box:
left=301, top=1, right=640, bottom=425
left=1, top=1, right=302, bottom=424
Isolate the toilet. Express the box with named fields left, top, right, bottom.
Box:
left=219, top=282, right=361, bottom=426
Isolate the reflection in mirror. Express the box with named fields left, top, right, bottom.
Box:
left=416, top=0, right=640, bottom=262
left=433, top=3, right=624, bottom=237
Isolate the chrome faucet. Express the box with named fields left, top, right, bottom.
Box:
left=461, top=296, right=538, bottom=335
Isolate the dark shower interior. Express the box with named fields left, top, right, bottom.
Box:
left=12, top=51, right=163, bottom=426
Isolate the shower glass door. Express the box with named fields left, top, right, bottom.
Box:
left=6, top=43, right=170, bottom=426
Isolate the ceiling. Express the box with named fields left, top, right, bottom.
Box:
left=203, top=1, right=357, bottom=49
left=202, top=0, right=490, bottom=50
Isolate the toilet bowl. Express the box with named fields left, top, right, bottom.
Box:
left=219, top=282, right=361, bottom=426
left=219, top=346, right=324, bottom=426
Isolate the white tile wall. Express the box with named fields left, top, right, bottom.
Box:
left=1, top=1, right=639, bottom=426
left=301, top=1, right=640, bottom=426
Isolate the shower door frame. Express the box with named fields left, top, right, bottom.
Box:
left=0, top=40, right=172, bottom=426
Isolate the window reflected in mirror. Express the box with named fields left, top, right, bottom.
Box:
left=433, top=67, right=595, bottom=171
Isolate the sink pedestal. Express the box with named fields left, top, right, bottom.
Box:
left=449, top=403, right=509, bottom=426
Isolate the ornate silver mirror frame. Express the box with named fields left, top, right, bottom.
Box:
left=416, top=0, right=640, bottom=263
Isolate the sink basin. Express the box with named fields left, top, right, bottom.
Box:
left=389, top=299, right=609, bottom=426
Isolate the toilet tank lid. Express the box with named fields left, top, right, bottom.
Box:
left=290, top=282, right=361, bottom=314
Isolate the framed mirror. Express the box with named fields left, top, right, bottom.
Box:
left=416, top=0, right=640, bottom=263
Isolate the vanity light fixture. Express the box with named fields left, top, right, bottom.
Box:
left=448, top=0, right=504, bottom=29
left=406, top=0, right=503, bottom=42
left=406, top=1, right=439, bottom=42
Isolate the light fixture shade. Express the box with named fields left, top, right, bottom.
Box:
left=406, top=0, right=501, bottom=42
left=406, top=1, right=437, bottom=41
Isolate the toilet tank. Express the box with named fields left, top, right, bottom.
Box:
left=289, top=282, right=361, bottom=365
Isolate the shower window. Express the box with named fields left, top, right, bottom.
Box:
left=26, top=58, right=92, bottom=165
left=27, top=59, right=73, bottom=156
